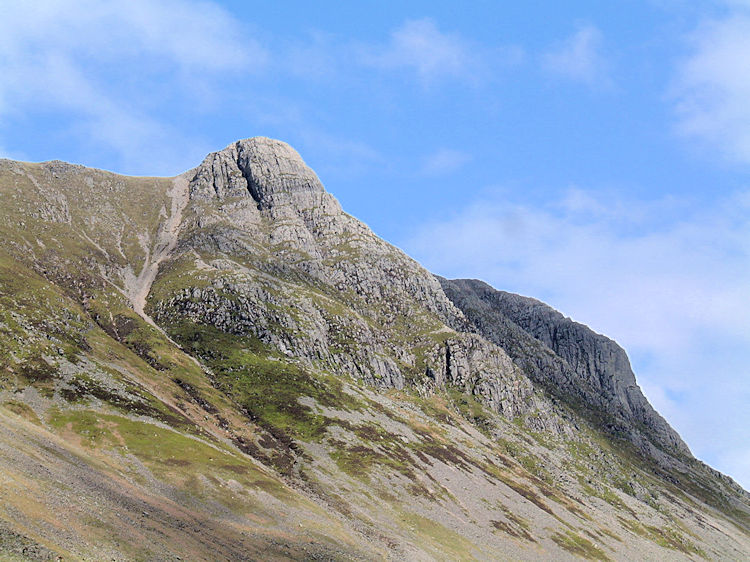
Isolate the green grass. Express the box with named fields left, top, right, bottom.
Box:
left=446, top=387, right=493, bottom=432
left=551, top=530, right=610, bottom=560
left=518, top=454, right=553, bottom=484
left=162, top=321, right=502, bottom=487
left=166, top=321, right=366, bottom=441
left=330, top=444, right=414, bottom=483
left=145, top=252, right=217, bottom=304
left=59, top=369, right=188, bottom=427
left=47, top=408, right=300, bottom=514
left=490, top=504, right=536, bottom=542
left=1, top=400, right=41, bottom=425
left=0, top=251, right=91, bottom=372
left=617, top=517, right=705, bottom=557
left=49, top=409, right=115, bottom=446
left=398, top=510, right=479, bottom=560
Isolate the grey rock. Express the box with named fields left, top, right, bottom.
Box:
left=439, top=277, right=690, bottom=458
left=190, top=137, right=326, bottom=208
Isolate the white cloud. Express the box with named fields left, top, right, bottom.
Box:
left=0, top=0, right=263, bottom=72
left=284, top=18, right=523, bottom=88
left=542, top=25, right=611, bottom=86
left=0, top=0, right=266, bottom=173
left=421, top=148, right=472, bottom=176
left=361, top=19, right=475, bottom=81
left=673, top=12, right=750, bottom=164
left=357, top=18, right=525, bottom=84
left=404, top=188, right=750, bottom=488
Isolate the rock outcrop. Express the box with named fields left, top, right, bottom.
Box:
left=153, top=138, right=538, bottom=418
left=439, top=277, right=690, bottom=458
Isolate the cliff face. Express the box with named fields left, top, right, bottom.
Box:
left=439, top=278, right=690, bottom=460
left=0, top=139, right=748, bottom=561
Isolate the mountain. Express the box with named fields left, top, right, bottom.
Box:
left=0, top=137, right=747, bottom=561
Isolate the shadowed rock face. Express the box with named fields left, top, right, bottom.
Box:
left=439, top=277, right=690, bottom=458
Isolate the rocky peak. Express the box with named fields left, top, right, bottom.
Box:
left=189, top=137, right=324, bottom=208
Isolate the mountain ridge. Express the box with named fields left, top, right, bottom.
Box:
left=0, top=137, right=748, bottom=560
left=438, top=278, right=691, bottom=458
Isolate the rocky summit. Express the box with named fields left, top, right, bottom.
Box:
left=0, top=137, right=747, bottom=561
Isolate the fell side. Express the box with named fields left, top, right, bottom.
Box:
left=0, top=140, right=747, bottom=561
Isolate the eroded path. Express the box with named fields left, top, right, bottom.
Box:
left=126, top=173, right=190, bottom=331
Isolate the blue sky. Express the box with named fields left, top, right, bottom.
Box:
left=1, top=1, right=748, bottom=488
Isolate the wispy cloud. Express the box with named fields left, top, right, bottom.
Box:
left=404, top=188, right=750, bottom=487
left=278, top=17, right=524, bottom=91
left=421, top=148, right=472, bottom=176
left=0, top=0, right=265, bottom=72
left=360, top=19, right=477, bottom=82
left=0, top=0, right=266, bottom=173
left=542, top=25, right=611, bottom=87
left=672, top=9, right=750, bottom=164
left=0, top=8, right=522, bottom=172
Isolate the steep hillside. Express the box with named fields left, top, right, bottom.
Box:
left=0, top=139, right=748, bottom=561
left=439, top=278, right=689, bottom=459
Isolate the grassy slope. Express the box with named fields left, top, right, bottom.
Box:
left=0, top=251, right=377, bottom=560
left=146, top=246, right=749, bottom=560
left=0, top=160, right=748, bottom=560
left=2, top=251, right=748, bottom=560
